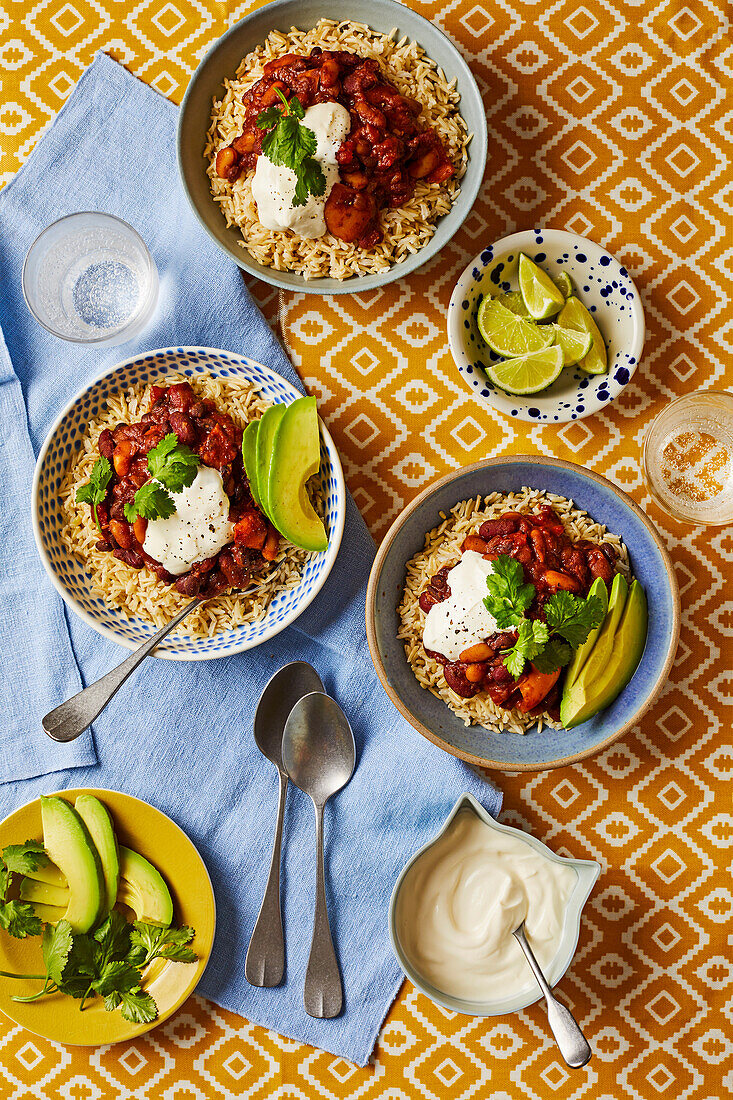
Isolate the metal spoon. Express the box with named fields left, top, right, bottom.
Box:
left=42, top=580, right=266, bottom=743
left=513, top=923, right=592, bottom=1068
left=282, top=692, right=356, bottom=1019
left=245, top=661, right=324, bottom=988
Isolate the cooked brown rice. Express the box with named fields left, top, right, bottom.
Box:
left=205, top=18, right=470, bottom=280
left=60, top=373, right=318, bottom=638
left=397, top=489, right=631, bottom=734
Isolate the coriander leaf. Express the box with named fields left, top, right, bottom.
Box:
left=92, top=960, right=142, bottom=997
left=42, top=920, right=73, bottom=984
left=94, top=910, right=132, bottom=961
left=504, top=619, right=549, bottom=680
left=76, top=457, right=112, bottom=535
left=118, top=988, right=158, bottom=1024
left=483, top=554, right=536, bottom=628
left=544, top=591, right=606, bottom=650
left=147, top=433, right=198, bottom=493
left=288, top=93, right=305, bottom=120
left=256, top=105, right=283, bottom=129
left=0, top=901, right=42, bottom=939
left=2, top=841, right=48, bottom=877
left=0, top=862, right=8, bottom=902
left=128, top=922, right=162, bottom=959
left=532, top=637, right=572, bottom=674
left=160, top=943, right=197, bottom=963
left=124, top=481, right=175, bottom=524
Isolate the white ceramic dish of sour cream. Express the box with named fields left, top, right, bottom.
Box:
left=389, top=793, right=600, bottom=1016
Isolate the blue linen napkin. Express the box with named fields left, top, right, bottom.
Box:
left=0, top=53, right=502, bottom=1065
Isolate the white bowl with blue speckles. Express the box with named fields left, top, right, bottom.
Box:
left=447, top=229, right=645, bottom=424
left=32, top=347, right=346, bottom=660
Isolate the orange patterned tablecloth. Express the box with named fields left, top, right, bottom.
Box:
left=1, top=0, right=731, bottom=1096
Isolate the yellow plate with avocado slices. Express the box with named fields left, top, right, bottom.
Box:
left=0, top=789, right=215, bottom=1046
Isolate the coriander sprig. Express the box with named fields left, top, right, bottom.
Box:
left=0, top=842, right=46, bottom=940
left=483, top=555, right=606, bottom=680
left=256, top=90, right=326, bottom=208
left=76, top=457, right=112, bottom=536
left=123, top=433, right=199, bottom=524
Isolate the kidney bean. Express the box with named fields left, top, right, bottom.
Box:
left=169, top=410, right=197, bottom=446
left=443, top=663, right=480, bottom=698
left=113, top=548, right=144, bottom=568
left=95, top=540, right=113, bottom=552
left=478, top=516, right=521, bottom=538
left=419, top=591, right=439, bottom=613
left=175, top=573, right=201, bottom=596
left=488, top=661, right=514, bottom=684
left=487, top=631, right=518, bottom=650
left=98, top=429, right=115, bottom=461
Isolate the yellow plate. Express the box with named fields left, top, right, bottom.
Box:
left=0, top=788, right=215, bottom=1046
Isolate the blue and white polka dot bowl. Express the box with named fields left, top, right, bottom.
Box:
left=32, top=347, right=346, bottom=660
left=447, top=229, right=645, bottom=423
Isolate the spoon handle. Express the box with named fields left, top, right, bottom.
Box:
left=513, top=925, right=591, bottom=1068
left=304, top=800, right=342, bottom=1018
left=42, top=597, right=206, bottom=743
left=245, top=770, right=288, bottom=987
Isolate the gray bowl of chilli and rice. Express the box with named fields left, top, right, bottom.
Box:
left=365, top=457, right=680, bottom=772
left=177, top=0, right=487, bottom=292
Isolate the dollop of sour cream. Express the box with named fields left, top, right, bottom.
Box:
left=143, top=466, right=233, bottom=576
left=423, top=551, right=500, bottom=661
left=251, top=102, right=351, bottom=238
left=395, top=809, right=577, bottom=1003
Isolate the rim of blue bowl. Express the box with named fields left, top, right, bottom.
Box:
left=176, top=0, right=488, bottom=294
left=388, top=792, right=601, bottom=1016
left=366, top=455, right=680, bottom=771
left=447, top=229, right=646, bottom=423
left=31, top=346, right=346, bottom=661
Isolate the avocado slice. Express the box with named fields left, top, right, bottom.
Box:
left=564, top=577, right=609, bottom=692
left=40, top=796, right=105, bottom=933
left=242, top=421, right=263, bottom=510
left=561, top=581, right=648, bottom=728
left=255, top=404, right=287, bottom=520
left=268, top=397, right=328, bottom=552
left=19, top=878, right=69, bottom=908
left=560, top=572, right=628, bottom=727
left=118, top=847, right=173, bottom=927
left=22, top=860, right=67, bottom=889
left=29, top=901, right=67, bottom=926
left=75, top=794, right=119, bottom=916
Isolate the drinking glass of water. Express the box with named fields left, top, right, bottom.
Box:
left=643, top=390, right=733, bottom=524
left=22, top=211, right=158, bottom=345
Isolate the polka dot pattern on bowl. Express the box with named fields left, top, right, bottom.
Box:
left=447, top=229, right=645, bottom=423
left=33, top=347, right=346, bottom=660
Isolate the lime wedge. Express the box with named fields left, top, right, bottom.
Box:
left=558, top=296, right=608, bottom=375
left=518, top=253, right=566, bottom=319
left=551, top=324, right=592, bottom=366
left=486, top=346, right=564, bottom=395
left=497, top=291, right=532, bottom=319
left=554, top=271, right=573, bottom=298
left=477, top=296, right=554, bottom=358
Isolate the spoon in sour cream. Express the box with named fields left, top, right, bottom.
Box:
left=41, top=577, right=272, bottom=743
left=512, top=922, right=592, bottom=1068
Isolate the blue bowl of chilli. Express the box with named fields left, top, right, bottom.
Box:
left=366, top=456, right=680, bottom=771
left=32, top=346, right=345, bottom=661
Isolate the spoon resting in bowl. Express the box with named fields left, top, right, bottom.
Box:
left=512, top=922, right=591, bottom=1068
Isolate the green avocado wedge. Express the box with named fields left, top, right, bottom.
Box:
left=75, top=794, right=119, bottom=916
left=118, top=846, right=173, bottom=927
left=563, top=577, right=609, bottom=692
left=561, top=580, right=648, bottom=728
left=560, top=572, right=628, bottom=727
left=19, top=878, right=69, bottom=908
left=40, top=796, right=105, bottom=933
left=268, top=397, right=328, bottom=553
left=242, top=420, right=262, bottom=510
left=21, top=859, right=67, bottom=889
left=255, top=404, right=287, bottom=520
left=27, top=901, right=67, bottom=926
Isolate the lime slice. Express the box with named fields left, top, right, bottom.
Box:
left=550, top=324, right=592, bottom=366
left=477, top=296, right=554, bottom=357
left=518, top=253, right=566, bottom=320
left=497, top=291, right=532, bottom=319
left=554, top=271, right=573, bottom=298
left=486, top=346, right=564, bottom=395
left=558, top=296, right=608, bottom=375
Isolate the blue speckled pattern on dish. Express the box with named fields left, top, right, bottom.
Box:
left=369, top=458, right=679, bottom=771
left=33, top=347, right=345, bottom=660
left=447, top=229, right=645, bottom=423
